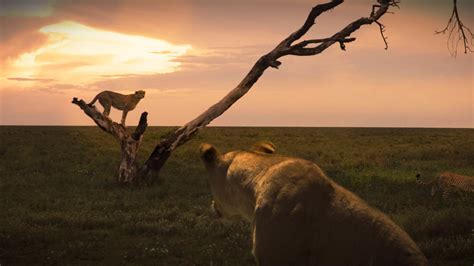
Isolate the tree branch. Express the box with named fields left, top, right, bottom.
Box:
left=72, top=97, right=128, bottom=140
left=286, top=0, right=395, bottom=56
left=436, top=0, right=473, bottom=56
left=137, top=0, right=396, bottom=184
left=375, top=21, right=389, bottom=50
left=292, top=37, right=356, bottom=52
left=278, top=0, right=344, bottom=48
left=132, top=112, right=148, bottom=141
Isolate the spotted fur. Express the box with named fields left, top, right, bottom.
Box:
left=88, top=90, right=145, bottom=126
left=416, top=172, right=474, bottom=199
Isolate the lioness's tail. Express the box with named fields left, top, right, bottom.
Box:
left=88, top=94, right=99, bottom=106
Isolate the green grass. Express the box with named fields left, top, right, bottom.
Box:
left=0, top=126, right=473, bottom=265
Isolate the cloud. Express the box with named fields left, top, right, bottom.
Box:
left=7, top=77, right=55, bottom=82
left=99, top=74, right=140, bottom=79
left=172, top=45, right=267, bottom=70
left=0, top=0, right=56, bottom=17
left=150, top=50, right=184, bottom=55
left=88, top=44, right=267, bottom=93
left=2, top=21, right=192, bottom=87
left=0, top=17, right=53, bottom=61
left=1, top=43, right=262, bottom=96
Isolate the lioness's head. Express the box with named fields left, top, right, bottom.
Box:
left=199, top=141, right=277, bottom=218
left=134, top=90, right=146, bottom=99
left=199, top=141, right=276, bottom=169
left=199, top=143, right=219, bottom=166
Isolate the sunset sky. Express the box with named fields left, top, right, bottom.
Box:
left=1, top=0, right=472, bottom=127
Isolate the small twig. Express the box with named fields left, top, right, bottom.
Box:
left=375, top=21, right=389, bottom=50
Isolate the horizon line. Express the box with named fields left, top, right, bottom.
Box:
left=0, top=125, right=472, bottom=130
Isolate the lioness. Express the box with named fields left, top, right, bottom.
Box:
left=200, top=142, right=427, bottom=266
left=88, top=90, right=145, bottom=126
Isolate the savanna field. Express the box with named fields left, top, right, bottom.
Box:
left=0, top=126, right=473, bottom=265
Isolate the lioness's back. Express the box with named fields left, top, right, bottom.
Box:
left=253, top=159, right=426, bottom=265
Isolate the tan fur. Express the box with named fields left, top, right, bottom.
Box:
left=88, top=90, right=145, bottom=126
left=200, top=142, right=427, bottom=266
left=416, top=172, right=474, bottom=199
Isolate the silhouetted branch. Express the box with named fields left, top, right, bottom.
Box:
left=137, top=0, right=396, bottom=184
left=375, top=21, right=389, bottom=50
left=370, top=0, right=399, bottom=50
left=285, top=0, right=395, bottom=56
left=132, top=112, right=148, bottom=141
left=291, top=37, right=356, bottom=52
left=436, top=0, right=473, bottom=56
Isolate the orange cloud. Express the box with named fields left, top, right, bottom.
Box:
left=0, top=17, right=52, bottom=61
left=2, top=21, right=192, bottom=88
left=7, top=77, right=55, bottom=82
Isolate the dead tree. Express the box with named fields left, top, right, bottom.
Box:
left=73, top=0, right=397, bottom=185
left=72, top=98, right=148, bottom=184
left=436, top=0, right=473, bottom=56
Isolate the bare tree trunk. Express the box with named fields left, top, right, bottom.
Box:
left=73, top=0, right=397, bottom=186
left=118, top=140, right=140, bottom=183
left=72, top=98, right=148, bottom=185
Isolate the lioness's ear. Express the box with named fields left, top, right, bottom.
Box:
left=200, top=143, right=218, bottom=162
left=251, top=141, right=276, bottom=154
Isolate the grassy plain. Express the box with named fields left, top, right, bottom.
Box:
left=0, top=126, right=473, bottom=265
